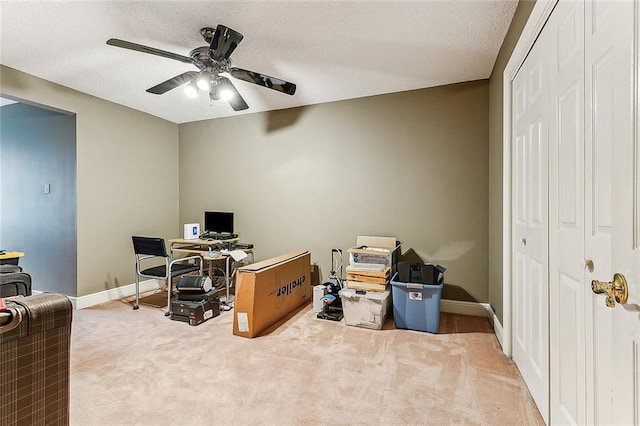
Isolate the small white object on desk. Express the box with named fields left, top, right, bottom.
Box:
left=183, top=223, right=200, bottom=240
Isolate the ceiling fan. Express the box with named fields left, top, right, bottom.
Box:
left=106, top=24, right=296, bottom=111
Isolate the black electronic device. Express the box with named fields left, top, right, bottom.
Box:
left=316, top=288, right=343, bottom=321
left=234, top=242, right=253, bottom=249
left=317, top=248, right=344, bottom=322
left=397, top=262, right=446, bottom=284
left=204, top=211, right=234, bottom=235
left=176, top=275, right=212, bottom=293
left=199, top=234, right=238, bottom=242
left=177, top=289, right=219, bottom=302
left=170, top=298, right=220, bottom=326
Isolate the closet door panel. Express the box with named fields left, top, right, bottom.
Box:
left=530, top=119, right=545, bottom=225
left=548, top=1, right=586, bottom=424
left=585, top=1, right=636, bottom=422
left=528, top=256, right=545, bottom=374
left=514, top=251, right=528, bottom=349
left=512, top=19, right=550, bottom=421
left=591, top=51, right=614, bottom=232
left=558, top=84, right=581, bottom=227
left=558, top=271, right=581, bottom=417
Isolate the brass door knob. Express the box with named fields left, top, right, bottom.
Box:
left=584, top=259, right=594, bottom=272
left=591, top=273, right=629, bottom=307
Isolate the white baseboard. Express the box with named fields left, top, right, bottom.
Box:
left=440, top=299, right=493, bottom=318
left=42, top=288, right=506, bottom=340
left=493, top=312, right=504, bottom=349
left=440, top=299, right=504, bottom=345
left=67, top=279, right=163, bottom=309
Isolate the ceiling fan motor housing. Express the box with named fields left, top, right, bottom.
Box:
left=200, top=27, right=216, bottom=44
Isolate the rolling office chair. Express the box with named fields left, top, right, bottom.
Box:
left=132, top=236, right=203, bottom=315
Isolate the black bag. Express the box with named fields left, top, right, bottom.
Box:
left=0, top=272, right=32, bottom=297
left=397, top=262, right=445, bottom=285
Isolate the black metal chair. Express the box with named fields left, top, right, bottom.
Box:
left=132, top=236, right=203, bottom=315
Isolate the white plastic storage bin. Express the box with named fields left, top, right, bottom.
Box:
left=339, top=287, right=392, bottom=330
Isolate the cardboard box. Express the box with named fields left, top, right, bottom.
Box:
left=347, top=236, right=400, bottom=270
left=233, top=250, right=311, bottom=338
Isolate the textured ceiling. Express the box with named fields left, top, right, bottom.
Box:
left=0, top=1, right=517, bottom=124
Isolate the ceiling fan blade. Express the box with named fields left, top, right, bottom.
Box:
left=230, top=68, right=296, bottom=96
left=146, top=71, right=199, bottom=94
left=209, top=25, right=244, bottom=61
left=107, top=39, right=194, bottom=64
left=217, top=77, right=248, bottom=111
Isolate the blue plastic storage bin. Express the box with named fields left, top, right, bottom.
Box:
left=390, top=272, right=443, bottom=333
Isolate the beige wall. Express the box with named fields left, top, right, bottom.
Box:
left=0, top=65, right=180, bottom=297
left=488, top=0, right=536, bottom=322
left=179, top=81, right=490, bottom=302
left=1, top=67, right=492, bottom=304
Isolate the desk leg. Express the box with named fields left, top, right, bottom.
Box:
left=221, top=256, right=232, bottom=311
left=165, top=277, right=171, bottom=317
left=166, top=249, right=175, bottom=317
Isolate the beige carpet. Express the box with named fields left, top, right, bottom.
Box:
left=69, top=299, right=543, bottom=425
left=132, top=290, right=170, bottom=308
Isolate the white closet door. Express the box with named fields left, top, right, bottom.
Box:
left=513, top=1, right=639, bottom=423
left=585, top=1, right=639, bottom=424
left=512, top=20, right=550, bottom=423
left=547, top=1, right=587, bottom=424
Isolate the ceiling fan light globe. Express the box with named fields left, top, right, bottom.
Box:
left=196, top=78, right=209, bottom=91
left=184, top=83, right=199, bottom=98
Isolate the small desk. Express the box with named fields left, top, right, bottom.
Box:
left=168, top=238, right=254, bottom=307
left=0, top=251, right=24, bottom=265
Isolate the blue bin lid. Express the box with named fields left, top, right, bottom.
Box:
left=390, top=272, right=444, bottom=289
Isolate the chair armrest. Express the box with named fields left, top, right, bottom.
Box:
left=137, top=254, right=158, bottom=262
left=170, top=255, right=202, bottom=265
left=169, top=255, right=203, bottom=272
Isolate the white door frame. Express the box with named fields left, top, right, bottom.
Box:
left=501, top=0, right=558, bottom=357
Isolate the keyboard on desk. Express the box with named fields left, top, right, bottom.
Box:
left=200, top=233, right=238, bottom=241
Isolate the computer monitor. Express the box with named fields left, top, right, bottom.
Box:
left=204, top=211, right=234, bottom=234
